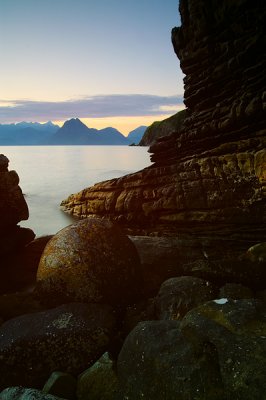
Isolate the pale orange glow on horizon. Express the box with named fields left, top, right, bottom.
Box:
left=53, top=110, right=185, bottom=136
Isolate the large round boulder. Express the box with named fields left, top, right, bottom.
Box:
left=36, top=218, right=141, bottom=306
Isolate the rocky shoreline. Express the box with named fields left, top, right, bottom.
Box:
left=1, top=0, right=266, bottom=399
left=0, top=155, right=266, bottom=399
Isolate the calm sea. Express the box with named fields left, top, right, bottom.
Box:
left=3, top=146, right=151, bottom=237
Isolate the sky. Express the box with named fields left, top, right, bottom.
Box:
left=0, top=0, right=184, bottom=134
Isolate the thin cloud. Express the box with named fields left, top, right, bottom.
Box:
left=0, top=94, right=184, bottom=123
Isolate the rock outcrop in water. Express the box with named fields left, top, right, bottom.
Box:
left=0, top=154, right=35, bottom=292
left=61, top=0, right=266, bottom=249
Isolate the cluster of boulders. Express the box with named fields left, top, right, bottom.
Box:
left=0, top=189, right=266, bottom=399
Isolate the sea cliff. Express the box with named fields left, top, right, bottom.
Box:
left=61, top=0, right=266, bottom=248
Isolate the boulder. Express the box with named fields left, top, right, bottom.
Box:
left=117, top=299, right=266, bottom=399
left=77, top=353, right=119, bottom=400
left=36, top=218, right=141, bottom=307
left=0, top=387, right=65, bottom=400
left=155, top=276, right=217, bottom=320
left=117, top=320, right=224, bottom=400
left=43, top=371, right=77, bottom=400
left=0, top=235, right=50, bottom=295
left=181, top=299, right=266, bottom=400
left=0, top=289, right=44, bottom=321
left=219, top=283, right=253, bottom=299
left=0, top=154, right=35, bottom=294
left=246, top=242, right=266, bottom=263
left=0, top=155, right=28, bottom=229
left=0, top=302, right=116, bottom=390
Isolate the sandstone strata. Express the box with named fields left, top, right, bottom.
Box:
left=61, top=0, right=266, bottom=249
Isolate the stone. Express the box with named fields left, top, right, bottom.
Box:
left=77, top=353, right=119, bottom=400
left=181, top=245, right=266, bottom=289
left=36, top=218, right=141, bottom=307
left=0, top=226, right=35, bottom=257
left=181, top=299, right=266, bottom=400
left=0, top=154, right=9, bottom=171
left=117, top=299, right=266, bottom=400
left=0, top=233, right=47, bottom=295
left=246, top=242, right=266, bottom=263
left=0, top=156, right=29, bottom=229
left=219, top=283, right=253, bottom=299
left=0, top=155, right=35, bottom=294
left=0, top=302, right=116, bottom=390
left=43, top=371, right=77, bottom=400
left=117, top=320, right=224, bottom=400
left=129, top=236, right=187, bottom=296
left=0, top=289, right=44, bottom=321
left=155, top=276, right=217, bottom=320
left=0, top=387, right=65, bottom=400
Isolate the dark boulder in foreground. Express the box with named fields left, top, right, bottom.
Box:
left=0, top=387, right=65, bottom=400
left=37, top=218, right=141, bottom=307
left=117, top=299, right=266, bottom=400
left=0, top=302, right=116, bottom=390
left=155, top=276, right=217, bottom=320
left=117, top=320, right=224, bottom=400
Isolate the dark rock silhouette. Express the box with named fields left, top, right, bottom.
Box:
left=0, top=119, right=131, bottom=145
left=47, top=118, right=130, bottom=145
left=139, top=109, right=186, bottom=146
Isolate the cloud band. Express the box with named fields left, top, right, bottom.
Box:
left=0, top=94, right=184, bottom=123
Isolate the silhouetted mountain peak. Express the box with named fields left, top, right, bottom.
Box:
left=62, top=118, right=87, bottom=129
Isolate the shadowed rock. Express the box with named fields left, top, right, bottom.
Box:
left=0, top=303, right=116, bottom=390
left=37, top=218, right=141, bottom=307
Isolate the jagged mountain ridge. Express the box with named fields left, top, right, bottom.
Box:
left=0, top=119, right=147, bottom=145
left=0, top=121, right=59, bottom=145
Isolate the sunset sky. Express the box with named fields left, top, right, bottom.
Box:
left=0, top=0, right=184, bottom=134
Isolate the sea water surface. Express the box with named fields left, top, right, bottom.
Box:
left=4, top=146, right=151, bottom=236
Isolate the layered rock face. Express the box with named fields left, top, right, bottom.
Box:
left=62, top=0, right=266, bottom=246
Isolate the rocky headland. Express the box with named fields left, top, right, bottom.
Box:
left=0, top=0, right=266, bottom=399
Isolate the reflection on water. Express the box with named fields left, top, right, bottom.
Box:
left=4, top=146, right=151, bottom=236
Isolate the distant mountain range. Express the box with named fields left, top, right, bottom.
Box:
left=0, top=119, right=147, bottom=146
left=126, top=126, right=147, bottom=145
